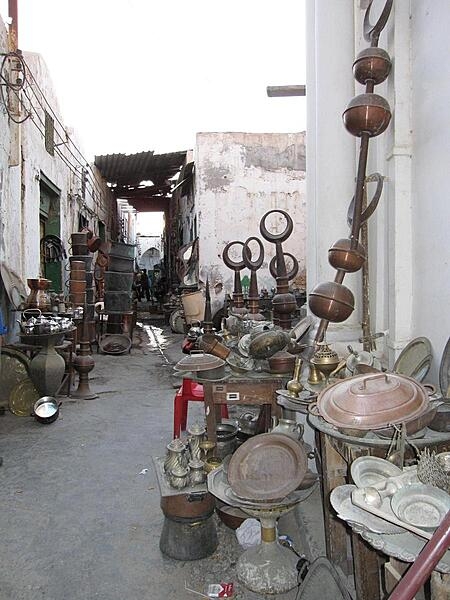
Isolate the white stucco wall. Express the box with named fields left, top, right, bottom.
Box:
left=307, top=1, right=450, bottom=379
left=195, top=132, right=306, bottom=312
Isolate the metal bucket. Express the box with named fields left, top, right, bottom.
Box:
left=110, top=242, right=136, bottom=259
left=216, top=420, right=239, bottom=458
left=104, top=291, right=132, bottom=313
left=108, top=254, right=134, bottom=273
left=104, top=271, right=134, bottom=291
left=181, top=290, right=205, bottom=325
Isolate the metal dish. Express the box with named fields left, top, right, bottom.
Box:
left=350, top=456, right=402, bottom=488
left=436, top=452, right=450, bottom=475
left=9, top=379, right=40, bottom=417
left=99, top=334, right=132, bottom=355
left=439, top=337, right=450, bottom=397
left=391, top=484, right=450, bottom=530
left=33, top=396, right=60, bottom=424
left=227, top=432, right=307, bottom=502
left=0, top=347, right=31, bottom=409
left=393, top=337, right=432, bottom=382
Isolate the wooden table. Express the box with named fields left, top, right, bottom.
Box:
left=309, top=414, right=450, bottom=600
left=202, top=374, right=284, bottom=443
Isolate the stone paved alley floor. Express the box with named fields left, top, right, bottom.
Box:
left=0, top=312, right=326, bottom=600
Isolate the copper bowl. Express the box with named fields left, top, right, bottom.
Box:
left=308, top=281, right=355, bottom=323
left=353, top=47, right=392, bottom=85
left=316, top=372, right=429, bottom=431
left=328, top=238, right=366, bottom=273
left=343, top=93, right=391, bottom=138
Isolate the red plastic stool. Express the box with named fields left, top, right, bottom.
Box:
left=173, top=377, right=228, bottom=438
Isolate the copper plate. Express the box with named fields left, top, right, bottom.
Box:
left=393, top=337, right=432, bottom=382
left=9, top=379, right=40, bottom=416
left=227, top=432, right=307, bottom=502
left=0, top=347, right=30, bottom=408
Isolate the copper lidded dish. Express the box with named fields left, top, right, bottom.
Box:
left=315, top=372, right=429, bottom=431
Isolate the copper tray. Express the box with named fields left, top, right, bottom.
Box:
left=227, top=432, right=307, bottom=502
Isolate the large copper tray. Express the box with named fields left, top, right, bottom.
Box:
left=227, top=432, right=307, bottom=502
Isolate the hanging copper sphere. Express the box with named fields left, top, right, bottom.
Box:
left=353, top=48, right=392, bottom=85
left=328, top=238, right=366, bottom=273
left=308, top=281, right=355, bottom=323
left=343, top=93, right=391, bottom=137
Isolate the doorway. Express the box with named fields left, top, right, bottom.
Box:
left=39, top=174, right=62, bottom=292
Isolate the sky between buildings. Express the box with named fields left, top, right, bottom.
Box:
left=0, top=0, right=306, bottom=159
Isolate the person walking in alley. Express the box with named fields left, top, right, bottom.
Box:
left=140, top=268, right=151, bottom=302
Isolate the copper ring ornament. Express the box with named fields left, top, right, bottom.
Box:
left=222, top=240, right=246, bottom=270
left=269, top=253, right=299, bottom=281
left=259, top=209, right=293, bottom=243
left=243, top=236, right=264, bottom=270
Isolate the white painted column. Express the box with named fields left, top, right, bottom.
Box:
left=306, top=0, right=360, bottom=341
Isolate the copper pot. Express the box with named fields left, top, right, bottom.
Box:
left=87, top=235, right=102, bottom=252
left=248, top=329, right=290, bottom=359
left=343, top=93, right=391, bottom=138
left=268, top=351, right=296, bottom=374
left=69, top=280, right=86, bottom=293
left=70, top=269, right=86, bottom=281
left=69, top=292, right=86, bottom=305
left=352, top=47, right=392, bottom=85
left=69, top=260, right=86, bottom=272
left=316, top=373, right=429, bottom=431
left=160, top=492, right=215, bottom=520
left=71, top=244, right=88, bottom=256
left=71, top=232, right=89, bottom=245
left=328, top=238, right=366, bottom=273
left=199, top=334, right=231, bottom=360
left=308, top=281, right=355, bottom=323
left=26, top=278, right=52, bottom=310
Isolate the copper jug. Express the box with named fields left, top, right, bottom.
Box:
left=26, top=278, right=52, bottom=311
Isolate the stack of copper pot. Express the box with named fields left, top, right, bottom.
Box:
left=68, top=231, right=96, bottom=344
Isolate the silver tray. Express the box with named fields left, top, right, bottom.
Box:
left=330, top=485, right=403, bottom=535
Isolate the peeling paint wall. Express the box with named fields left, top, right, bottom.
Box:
left=194, top=132, right=306, bottom=312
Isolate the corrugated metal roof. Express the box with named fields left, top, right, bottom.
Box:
left=94, top=151, right=187, bottom=210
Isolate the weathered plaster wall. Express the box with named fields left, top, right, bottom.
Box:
left=195, top=132, right=306, bottom=313
left=137, top=235, right=162, bottom=271
left=0, top=16, right=117, bottom=340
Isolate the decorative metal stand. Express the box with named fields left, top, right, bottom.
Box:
left=222, top=241, right=247, bottom=315
left=243, top=236, right=265, bottom=321
left=260, top=210, right=298, bottom=329
left=70, top=313, right=98, bottom=400
left=309, top=0, right=393, bottom=345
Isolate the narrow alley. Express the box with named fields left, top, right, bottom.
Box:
left=0, top=312, right=325, bottom=600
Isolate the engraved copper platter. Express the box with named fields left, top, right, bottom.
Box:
left=227, top=432, right=307, bottom=502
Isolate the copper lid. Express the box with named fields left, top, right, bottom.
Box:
left=174, top=353, right=225, bottom=372
left=317, top=373, right=429, bottom=430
